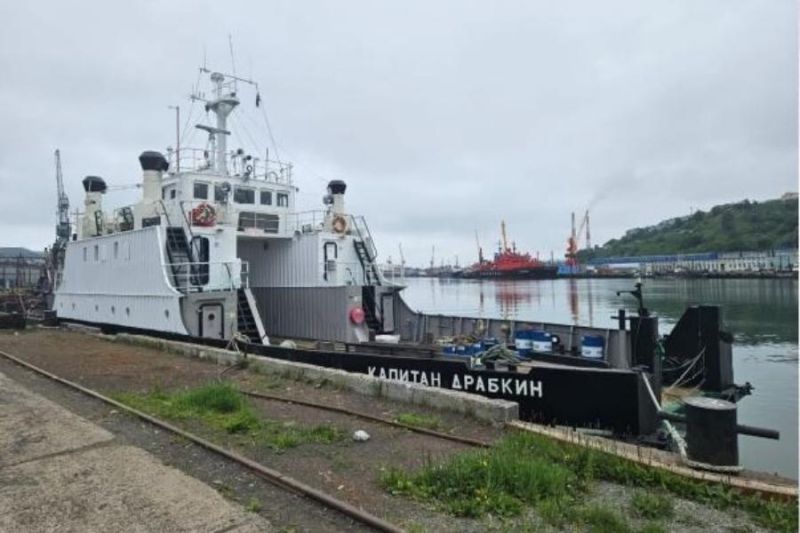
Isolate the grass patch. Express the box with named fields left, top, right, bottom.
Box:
left=380, top=431, right=797, bottom=532
left=573, top=504, right=631, bottom=533
left=114, top=384, right=343, bottom=451
left=245, top=497, right=262, bottom=513
left=637, top=522, right=667, bottom=533
left=630, top=492, right=674, bottom=520
left=394, top=412, right=441, bottom=430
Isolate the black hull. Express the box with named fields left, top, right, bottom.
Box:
left=54, top=316, right=654, bottom=436
left=461, top=267, right=559, bottom=280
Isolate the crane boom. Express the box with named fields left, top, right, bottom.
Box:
left=54, top=149, right=70, bottom=241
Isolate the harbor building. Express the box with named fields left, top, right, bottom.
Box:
left=589, top=248, right=798, bottom=275
left=0, top=248, right=45, bottom=289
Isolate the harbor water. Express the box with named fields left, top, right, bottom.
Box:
left=401, top=276, right=798, bottom=479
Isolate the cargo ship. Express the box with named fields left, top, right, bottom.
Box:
left=461, top=222, right=558, bottom=279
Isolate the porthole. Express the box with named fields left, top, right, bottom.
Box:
left=164, top=309, right=170, bottom=319
left=111, top=306, right=116, bottom=314
left=95, top=305, right=99, bottom=312
left=71, top=303, right=75, bottom=310
left=125, top=307, right=130, bottom=316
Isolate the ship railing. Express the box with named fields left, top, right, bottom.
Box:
left=286, top=210, right=374, bottom=247
left=320, top=260, right=369, bottom=286
left=350, top=215, right=377, bottom=261
left=166, top=147, right=293, bottom=185
left=164, top=260, right=247, bottom=293
left=287, top=210, right=329, bottom=233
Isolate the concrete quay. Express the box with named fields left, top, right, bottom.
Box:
left=0, top=370, right=271, bottom=532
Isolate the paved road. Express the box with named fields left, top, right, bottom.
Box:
left=0, top=371, right=271, bottom=532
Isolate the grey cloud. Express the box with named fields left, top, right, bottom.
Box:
left=0, top=0, right=795, bottom=266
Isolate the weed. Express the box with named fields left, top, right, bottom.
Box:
left=215, top=482, right=234, bottom=499
left=114, top=384, right=343, bottom=451
left=573, top=504, right=631, bottom=533
left=630, top=491, right=674, bottom=520
left=245, top=498, right=262, bottom=513
left=394, top=412, right=442, bottom=430
left=379, top=431, right=798, bottom=532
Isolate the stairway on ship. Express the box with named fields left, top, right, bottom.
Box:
left=165, top=227, right=193, bottom=290
left=237, top=288, right=267, bottom=344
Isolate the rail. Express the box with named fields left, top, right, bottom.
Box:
left=167, top=147, right=293, bottom=185
left=0, top=349, right=403, bottom=533
left=165, top=260, right=247, bottom=292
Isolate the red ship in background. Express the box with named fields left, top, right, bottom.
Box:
left=461, top=221, right=558, bottom=279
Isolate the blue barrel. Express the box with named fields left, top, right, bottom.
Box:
left=455, top=344, right=467, bottom=356
left=471, top=342, right=483, bottom=355
left=515, top=330, right=532, bottom=356
left=442, top=344, right=456, bottom=355
left=481, top=337, right=499, bottom=350
left=531, top=331, right=552, bottom=353
left=581, top=335, right=605, bottom=359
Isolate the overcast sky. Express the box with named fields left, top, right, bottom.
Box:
left=0, top=0, right=796, bottom=266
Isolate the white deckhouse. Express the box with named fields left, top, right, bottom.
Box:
left=54, top=69, right=399, bottom=343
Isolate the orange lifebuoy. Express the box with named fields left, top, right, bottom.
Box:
left=191, top=202, right=216, bottom=227
left=332, top=215, right=347, bottom=234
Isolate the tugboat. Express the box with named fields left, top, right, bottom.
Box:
left=461, top=221, right=558, bottom=279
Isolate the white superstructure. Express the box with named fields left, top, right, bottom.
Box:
left=54, top=69, right=400, bottom=343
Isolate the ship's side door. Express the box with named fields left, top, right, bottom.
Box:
left=199, top=303, right=224, bottom=339
left=381, top=292, right=395, bottom=333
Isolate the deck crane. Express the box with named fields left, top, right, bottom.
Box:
left=565, top=210, right=591, bottom=267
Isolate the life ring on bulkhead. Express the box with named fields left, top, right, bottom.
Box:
left=191, top=202, right=216, bottom=227
left=349, top=307, right=365, bottom=325
left=332, top=215, right=348, bottom=234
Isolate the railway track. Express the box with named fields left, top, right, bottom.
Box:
left=238, top=389, right=491, bottom=448
left=0, top=348, right=404, bottom=533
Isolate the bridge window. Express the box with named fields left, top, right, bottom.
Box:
left=113, top=241, right=119, bottom=260
left=234, top=187, right=255, bottom=204
left=238, top=212, right=279, bottom=233
left=214, top=184, right=227, bottom=202
left=93, top=245, right=99, bottom=262
left=260, top=190, right=272, bottom=205
left=194, top=182, right=209, bottom=200
left=277, top=193, right=289, bottom=207
left=83, top=247, right=87, bottom=262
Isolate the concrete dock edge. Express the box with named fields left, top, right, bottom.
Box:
left=110, top=333, right=519, bottom=424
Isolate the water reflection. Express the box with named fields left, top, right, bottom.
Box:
left=413, top=277, right=797, bottom=345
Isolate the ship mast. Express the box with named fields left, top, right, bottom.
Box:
left=192, top=69, right=249, bottom=175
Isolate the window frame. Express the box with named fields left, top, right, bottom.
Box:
left=234, top=186, right=256, bottom=204
left=193, top=181, right=209, bottom=200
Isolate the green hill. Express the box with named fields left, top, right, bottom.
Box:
left=581, top=197, right=798, bottom=260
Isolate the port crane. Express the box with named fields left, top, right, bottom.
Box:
left=565, top=210, right=591, bottom=267
left=54, top=149, right=70, bottom=243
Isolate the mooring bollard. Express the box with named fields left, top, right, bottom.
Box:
left=684, top=396, right=738, bottom=467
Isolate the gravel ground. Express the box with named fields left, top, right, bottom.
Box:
left=0, top=328, right=778, bottom=532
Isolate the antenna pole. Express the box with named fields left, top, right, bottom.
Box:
left=169, top=105, right=180, bottom=172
